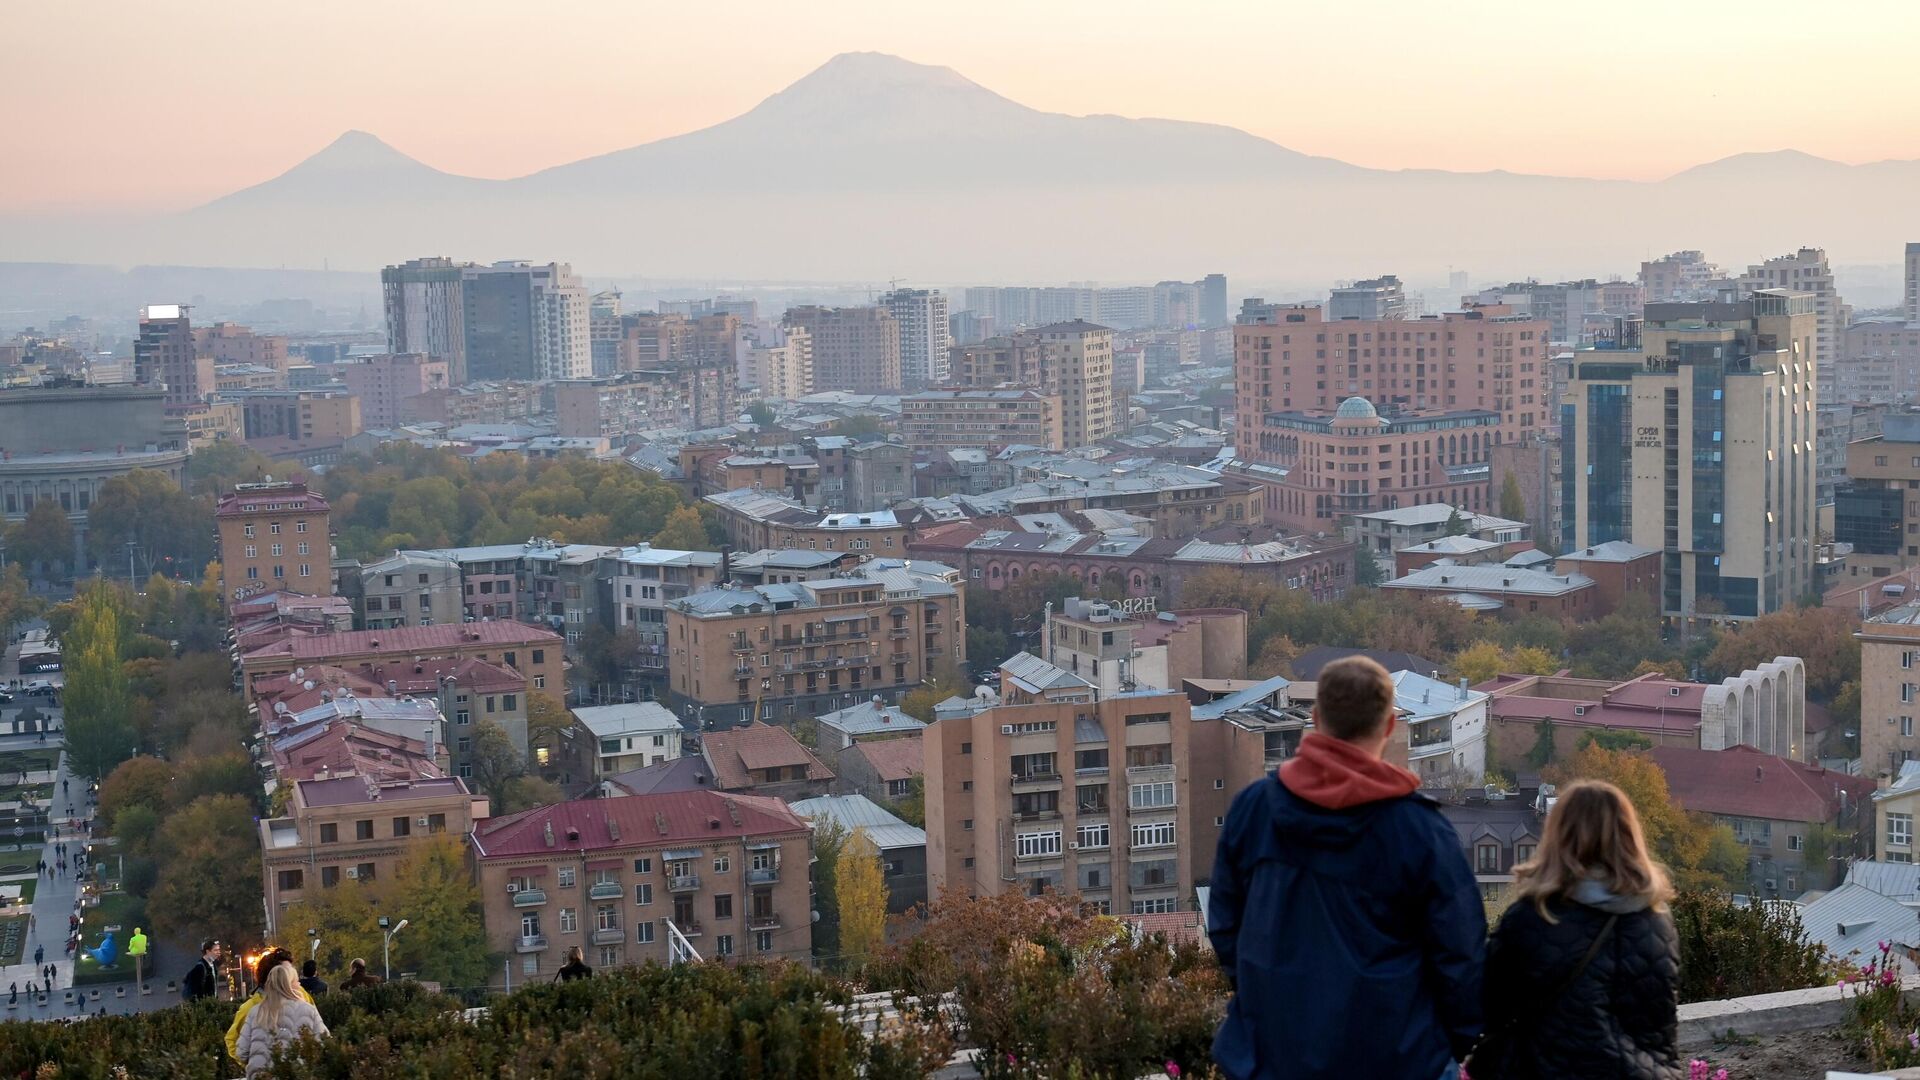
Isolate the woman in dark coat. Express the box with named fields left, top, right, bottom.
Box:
left=1470, top=779, right=1682, bottom=1080
left=557, top=945, right=593, bottom=982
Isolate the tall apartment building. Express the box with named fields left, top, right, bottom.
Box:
left=356, top=551, right=464, bottom=629
left=881, top=288, right=951, bottom=390
left=742, top=324, right=813, bottom=401
left=615, top=312, right=741, bottom=427
left=590, top=291, right=623, bottom=377
left=949, top=321, right=1115, bottom=447
left=1740, top=248, right=1846, bottom=401
left=1835, top=414, right=1920, bottom=576
left=1906, top=243, right=1920, bottom=326
left=1560, top=292, right=1817, bottom=620
left=1858, top=603, right=1920, bottom=779
left=472, top=790, right=813, bottom=982
left=134, top=304, right=214, bottom=410
left=1199, top=274, right=1229, bottom=328
left=215, top=480, right=334, bottom=602
left=1329, top=275, right=1410, bottom=321
left=1233, top=302, right=1550, bottom=532
left=901, top=389, right=1063, bottom=452
left=1638, top=251, right=1727, bottom=302
left=1045, top=598, right=1247, bottom=693
left=663, top=560, right=964, bottom=727
left=461, top=262, right=590, bottom=382
left=782, top=306, right=901, bottom=394
left=337, top=354, right=448, bottom=429
left=381, top=257, right=470, bottom=382
left=194, top=322, right=290, bottom=375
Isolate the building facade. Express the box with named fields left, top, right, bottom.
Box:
left=901, top=389, right=1064, bottom=452
left=1740, top=248, right=1846, bottom=403
left=134, top=304, right=214, bottom=410
left=338, top=354, right=448, bottom=430
left=881, top=288, right=951, bottom=390
left=357, top=551, right=464, bottom=629
left=382, top=257, right=470, bottom=382
left=782, top=306, right=901, bottom=394
left=215, top=480, right=334, bottom=604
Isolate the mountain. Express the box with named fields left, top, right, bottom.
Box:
left=9, top=52, right=1920, bottom=282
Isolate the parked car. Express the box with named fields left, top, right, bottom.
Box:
left=22, top=680, right=57, bottom=697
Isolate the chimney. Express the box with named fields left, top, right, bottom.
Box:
left=1755, top=766, right=1764, bottom=784
left=1458, top=677, right=1468, bottom=701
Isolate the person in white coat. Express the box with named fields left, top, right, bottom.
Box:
left=235, top=962, right=329, bottom=1078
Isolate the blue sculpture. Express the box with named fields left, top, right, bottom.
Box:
left=83, top=929, right=118, bottom=969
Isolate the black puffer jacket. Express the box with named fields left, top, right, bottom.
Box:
left=1474, top=894, right=1681, bottom=1080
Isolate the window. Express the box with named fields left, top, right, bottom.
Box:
left=270, top=522, right=282, bottom=535
left=636, top=923, right=655, bottom=944
left=270, top=543, right=282, bottom=557
left=1476, top=844, right=1501, bottom=873
left=319, top=866, right=340, bottom=888
left=962, top=819, right=973, bottom=831
left=522, top=956, right=538, bottom=976
left=1129, top=898, right=1178, bottom=915
left=1891, top=814, right=1913, bottom=848
left=244, top=545, right=257, bottom=559
left=392, top=817, right=411, bottom=837
left=1787, top=834, right=1804, bottom=852
left=559, top=908, right=578, bottom=933
left=1906, top=717, right=1915, bottom=738
left=1516, top=843, right=1536, bottom=864
left=1128, top=782, right=1175, bottom=810
left=1131, top=821, right=1176, bottom=848
left=755, top=930, right=773, bottom=953
left=532, top=649, right=545, bottom=664
left=596, top=906, right=619, bottom=932
left=712, top=854, right=731, bottom=874
left=1015, top=831, right=1062, bottom=858
left=319, top=823, right=338, bottom=844
left=633, top=858, right=652, bottom=874
left=355, top=862, right=376, bottom=882
left=557, top=867, right=576, bottom=888
left=296, top=521, right=307, bottom=533
left=503, top=694, right=518, bottom=711
left=1076, top=822, right=1109, bottom=849
left=428, top=814, right=445, bottom=833
left=277, top=869, right=304, bottom=891
left=355, top=820, right=374, bottom=840
left=244, top=525, right=255, bottom=538
left=714, top=894, right=732, bottom=919
left=600, top=947, right=620, bottom=968
left=635, top=883, right=653, bottom=905
left=717, top=935, right=734, bottom=958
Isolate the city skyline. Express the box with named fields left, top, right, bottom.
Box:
left=11, top=0, right=1920, bottom=212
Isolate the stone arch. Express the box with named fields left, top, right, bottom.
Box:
left=1741, top=683, right=1758, bottom=747
left=1788, top=660, right=1806, bottom=759
left=1756, top=671, right=1777, bottom=754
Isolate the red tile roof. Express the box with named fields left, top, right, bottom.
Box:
left=700, top=724, right=834, bottom=790
left=252, top=665, right=386, bottom=722
left=1650, top=745, right=1875, bottom=823
left=1123, top=911, right=1210, bottom=949
left=472, top=790, right=809, bottom=859
left=271, top=720, right=443, bottom=783
left=351, top=656, right=525, bottom=695
left=215, top=483, right=330, bottom=516
left=245, top=619, right=561, bottom=662
left=851, top=736, right=924, bottom=782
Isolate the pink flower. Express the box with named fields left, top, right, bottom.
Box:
left=1909, top=1030, right=1919, bottom=1051
left=1006, top=1054, right=1017, bottom=1066
left=1165, top=1063, right=1181, bottom=1078
left=1884, top=969, right=1899, bottom=987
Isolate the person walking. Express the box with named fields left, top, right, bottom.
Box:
left=556, top=945, right=593, bottom=982
left=341, top=958, right=383, bottom=989
left=1208, top=656, right=1485, bottom=1080
left=297, top=959, right=328, bottom=997
left=235, top=963, right=329, bottom=1079
left=181, top=939, right=222, bottom=1002
left=33, top=944, right=42, bottom=967
left=1467, top=780, right=1681, bottom=1080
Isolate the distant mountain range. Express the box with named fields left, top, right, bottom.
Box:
left=7, top=52, right=1919, bottom=285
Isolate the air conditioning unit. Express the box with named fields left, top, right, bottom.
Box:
left=1764, top=878, right=1777, bottom=892
left=417, top=817, right=430, bottom=828
left=345, top=867, right=360, bottom=879
left=761, top=680, right=772, bottom=690
left=1068, top=841, right=1080, bottom=851
left=506, top=882, right=519, bottom=893
left=1001, top=725, right=1015, bottom=735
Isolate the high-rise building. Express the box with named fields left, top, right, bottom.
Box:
left=742, top=323, right=813, bottom=401
left=1233, top=302, right=1550, bottom=532
left=134, top=304, right=214, bottom=410
left=1329, top=275, right=1410, bottom=321
left=615, top=312, right=741, bottom=428
left=1834, top=413, right=1920, bottom=578
left=1906, top=242, right=1920, bottom=326
left=590, top=291, right=623, bottom=377
left=459, top=262, right=590, bottom=383
left=782, top=306, right=901, bottom=394
left=1199, top=274, right=1228, bottom=328
left=1740, top=248, right=1846, bottom=401
left=337, top=353, right=448, bottom=429
left=1560, top=292, right=1817, bottom=620
left=381, top=257, right=470, bottom=383
left=880, top=288, right=950, bottom=390
left=1638, top=250, right=1727, bottom=302
left=949, top=321, right=1116, bottom=447
left=215, top=479, right=333, bottom=602
left=194, top=322, right=290, bottom=375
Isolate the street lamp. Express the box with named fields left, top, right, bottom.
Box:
left=308, top=927, right=320, bottom=962
left=379, top=917, right=408, bottom=981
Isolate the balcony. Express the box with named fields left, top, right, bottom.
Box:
left=1014, top=809, right=1061, bottom=823
left=746, top=866, right=780, bottom=886
left=1409, top=735, right=1453, bottom=760
left=668, top=873, right=702, bottom=893
left=730, top=639, right=753, bottom=654
left=1010, top=770, right=1062, bottom=790
left=515, top=934, right=548, bottom=953
left=925, top=646, right=944, bottom=658
left=749, top=913, right=781, bottom=931
left=1125, top=763, right=1176, bottom=783
left=588, top=881, right=623, bottom=901
left=676, top=921, right=704, bottom=938
left=591, top=927, right=625, bottom=946
left=511, top=888, right=547, bottom=907
left=889, top=627, right=910, bottom=639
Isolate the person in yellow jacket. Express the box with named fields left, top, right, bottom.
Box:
left=225, top=947, right=315, bottom=1064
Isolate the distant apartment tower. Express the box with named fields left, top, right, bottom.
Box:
left=1740, top=248, right=1846, bottom=400
left=1906, top=242, right=1920, bottom=325
left=616, top=312, right=742, bottom=427
left=195, top=322, right=290, bottom=375
left=948, top=321, right=1115, bottom=447
left=1560, top=292, right=1817, bottom=619
left=134, top=305, right=214, bottom=410
left=590, top=291, right=623, bottom=377
left=901, top=389, right=1064, bottom=452
left=1329, top=275, right=1410, bottom=321
left=381, top=257, right=469, bottom=382
left=949, top=310, right=996, bottom=347
left=743, top=324, right=813, bottom=401
left=461, top=262, right=590, bottom=382
left=1638, top=250, right=1726, bottom=302
left=782, top=306, right=901, bottom=394
left=337, top=354, right=448, bottom=429
left=1199, top=274, right=1228, bottom=327
left=881, top=288, right=950, bottom=390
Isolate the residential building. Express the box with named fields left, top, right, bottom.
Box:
left=590, top=291, right=623, bottom=377
left=662, top=560, right=964, bottom=726
left=1836, top=414, right=1920, bottom=575
left=949, top=321, right=1115, bottom=447
left=1442, top=794, right=1546, bottom=903
left=1837, top=323, right=1920, bottom=406
left=1235, top=301, right=1551, bottom=532
left=1798, top=882, right=1920, bottom=972
left=783, top=306, right=901, bottom=394
left=553, top=369, right=735, bottom=439
left=341, top=655, right=532, bottom=782
left=400, top=381, right=542, bottom=426
left=1199, top=274, right=1229, bottom=328
left=1550, top=540, right=1663, bottom=615
left=239, top=619, right=564, bottom=697
left=839, top=736, right=924, bottom=808
left=216, top=480, right=333, bottom=604
left=1651, top=745, right=1872, bottom=899
left=1329, top=275, right=1410, bottom=321
left=383, top=257, right=470, bottom=381
left=901, top=389, right=1064, bottom=452
left=268, top=719, right=444, bottom=785
left=471, top=790, right=813, bottom=982
left=1392, top=670, right=1489, bottom=787
left=134, top=304, right=214, bottom=410
left=462, top=261, right=591, bottom=382
left=1740, top=248, right=1847, bottom=402
left=703, top=488, right=908, bottom=554
left=259, top=774, right=487, bottom=934
left=609, top=544, right=726, bottom=679
left=337, top=354, right=448, bottom=430
left=1347, top=504, right=1530, bottom=557
left=1859, top=603, right=1920, bottom=779
left=1638, top=250, right=1727, bottom=302
left=357, top=551, right=463, bottom=629
left=1380, top=562, right=1598, bottom=619
left=791, top=794, right=928, bottom=913
left=1874, top=761, right=1920, bottom=865
left=576, top=702, right=685, bottom=776
left=195, top=322, right=290, bottom=375
left=813, top=697, right=926, bottom=761
left=881, top=288, right=950, bottom=390
left=1045, top=597, right=1246, bottom=693
left=228, top=388, right=363, bottom=445
left=0, top=383, right=190, bottom=568
left=612, top=312, right=740, bottom=428
left=696, top=723, right=836, bottom=800
left=742, top=323, right=813, bottom=401
left=1560, top=293, right=1818, bottom=619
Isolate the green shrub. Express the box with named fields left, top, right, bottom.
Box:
left=1672, top=889, right=1834, bottom=1003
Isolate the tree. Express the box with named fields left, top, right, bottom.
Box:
left=836, top=829, right=888, bottom=970
left=1546, top=744, right=1743, bottom=892
left=745, top=401, right=776, bottom=427
left=888, top=775, right=926, bottom=829
left=833, top=415, right=884, bottom=437
left=1704, top=605, right=1860, bottom=700
left=0, top=564, right=45, bottom=641
left=1576, top=729, right=1653, bottom=752
left=1352, top=546, right=1384, bottom=588
left=277, top=874, right=384, bottom=979
left=1631, top=658, right=1687, bottom=680
left=62, top=585, right=136, bottom=779
left=1443, top=507, right=1468, bottom=537
left=469, top=720, right=529, bottom=812
left=1454, top=642, right=1509, bottom=687
left=1499, top=473, right=1527, bottom=523
left=650, top=505, right=710, bottom=551
left=149, top=795, right=263, bottom=951
left=169, top=752, right=258, bottom=810
left=500, top=776, right=566, bottom=814
left=811, top=819, right=848, bottom=961
left=10, top=499, right=73, bottom=579
left=112, top=804, right=161, bottom=859
left=1567, top=595, right=1672, bottom=681
left=381, top=835, right=493, bottom=986
left=87, top=469, right=209, bottom=574
left=98, top=756, right=174, bottom=831
left=524, top=692, right=575, bottom=751
left=1528, top=719, right=1557, bottom=768
left=1252, top=634, right=1300, bottom=679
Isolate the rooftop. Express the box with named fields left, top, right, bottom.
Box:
left=245, top=619, right=563, bottom=663
left=298, top=774, right=471, bottom=808
left=789, top=794, right=925, bottom=851
left=700, top=723, right=835, bottom=790
left=575, top=702, right=685, bottom=740
left=817, top=698, right=925, bottom=737
left=849, top=737, right=924, bottom=783
left=1556, top=540, right=1661, bottom=564
left=473, top=789, right=809, bottom=859
left=1649, top=745, right=1873, bottom=823
left=1381, top=563, right=1594, bottom=599
left=1000, top=651, right=1095, bottom=695
left=1290, top=646, right=1442, bottom=682
left=1797, top=882, right=1920, bottom=966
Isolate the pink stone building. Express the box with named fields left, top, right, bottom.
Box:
left=338, top=353, right=449, bottom=429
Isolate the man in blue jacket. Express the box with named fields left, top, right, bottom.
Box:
left=1208, top=656, right=1485, bottom=1080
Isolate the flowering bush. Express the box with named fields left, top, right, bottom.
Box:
left=1688, top=1060, right=1730, bottom=1080
left=1844, top=940, right=1920, bottom=1070
left=1671, top=889, right=1834, bottom=1002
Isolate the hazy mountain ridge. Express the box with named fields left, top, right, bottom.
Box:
left=7, top=51, right=1919, bottom=281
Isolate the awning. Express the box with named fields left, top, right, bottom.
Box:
left=824, top=613, right=867, bottom=623
left=1075, top=717, right=1108, bottom=745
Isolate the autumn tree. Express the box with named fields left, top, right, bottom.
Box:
left=0, top=564, right=45, bottom=641
left=1252, top=634, right=1301, bottom=679
left=836, top=829, right=889, bottom=971
left=1453, top=642, right=1559, bottom=687
left=380, top=835, right=493, bottom=985
left=469, top=719, right=530, bottom=813
left=98, top=756, right=174, bottom=832
left=888, top=776, right=926, bottom=829
left=500, top=776, right=566, bottom=814
left=1546, top=744, right=1743, bottom=892
left=148, top=795, right=264, bottom=951
left=63, top=585, right=136, bottom=779
left=9, top=499, right=74, bottom=580
left=1566, top=595, right=1674, bottom=681
left=811, top=819, right=849, bottom=961
left=1499, top=473, right=1528, bottom=523
left=1704, top=605, right=1859, bottom=700
left=87, top=468, right=210, bottom=574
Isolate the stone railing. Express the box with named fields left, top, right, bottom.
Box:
left=1677, top=975, right=1920, bottom=1051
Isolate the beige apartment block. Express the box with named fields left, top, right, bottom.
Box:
left=950, top=321, right=1115, bottom=448
left=783, top=305, right=901, bottom=394
left=215, top=480, right=334, bottom=602
left=1860, top=603, right=1920, bottom=780
left=901, top=388, right=1064, bottom=452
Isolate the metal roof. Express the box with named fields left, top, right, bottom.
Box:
left=575, top=702, right=685, bottom=740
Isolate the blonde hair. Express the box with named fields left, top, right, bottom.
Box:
left=1510, top=779, right=1672, bottom=922
left=257, top=960, right=302, bottom=1028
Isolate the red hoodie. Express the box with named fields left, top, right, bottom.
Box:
left=1278, top=731, right=1421, bottom=810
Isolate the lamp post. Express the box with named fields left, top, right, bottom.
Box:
left=379, top=917, right=408, bottom=981
left=308, top=927, right=320, bottom=963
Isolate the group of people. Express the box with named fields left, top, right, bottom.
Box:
left=1209, top=657, right=1682, bottom=1080
left=183, top=942, right=386, bottom=1077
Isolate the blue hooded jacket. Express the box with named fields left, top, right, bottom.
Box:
left=1208, top=752, right=1486, bottom=1080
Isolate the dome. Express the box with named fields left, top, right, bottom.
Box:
left=1334, top=396, right=1378, bottom=420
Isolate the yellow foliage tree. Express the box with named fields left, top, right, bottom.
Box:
left=1545, top=744, right=1743, bottom=892
left=835, top=828, right=889, bottom=970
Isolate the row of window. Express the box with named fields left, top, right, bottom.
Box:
left=241, top=543, right=311, bottom=558
left=243, top=564, right=312, bottom=580
left=241, top=521, right=310, bottom=538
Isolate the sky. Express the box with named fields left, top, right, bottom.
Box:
left=10, top=0, right=1920, bottom=212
